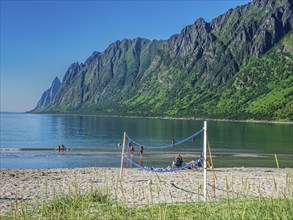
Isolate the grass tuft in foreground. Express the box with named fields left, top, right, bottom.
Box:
left=1, top=189, right=292, bottom=220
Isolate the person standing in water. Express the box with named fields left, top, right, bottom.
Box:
left=172, top=139, right=175, bottom=147
left=61, top=144, right=66, bottom=152
left=139, top=145, right=144, bottom=156
left=129, top=143, right=135, bottom=154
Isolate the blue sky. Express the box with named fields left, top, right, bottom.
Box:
left=1, top=0, right=251, bottom=112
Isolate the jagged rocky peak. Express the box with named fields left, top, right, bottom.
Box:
left=208, top=0, right=292, bottom=60
left=87, top=51, right=100, bottom=60
left=103, top=38, right=133, bottom=57
left=252, top=0, right=283, bottom=9
left=30, top=77, right=61, bottom=112
left=108, top=38, right=150, bottom=51
left=84, top=52, right=100, bottom=66
left=181, top=18, right=212, bottom=39
left=168, top=17, right=213, bottom=58
left=193, top=18, right=211, bottom=31
left=51, top=77, right=61, bottom=94
left=61, top=62, right=82, bottom=86
left=249, top=0, right=293, bottom=56
left=252, top=0, right=269, bottom=7
left=251, top=0, right=293, bottom=17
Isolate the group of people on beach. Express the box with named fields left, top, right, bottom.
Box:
left=117, top=142, right=144, bottom=156
left=172, top=154, right=203, bottom=169
left=124, top=142, right=144, bottom=166
left=118, top=138, right=202, bottom=169
left=57, top=144, right=66, bottom=152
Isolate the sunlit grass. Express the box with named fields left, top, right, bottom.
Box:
left=2, top=190, right=292, bottom=220
left=1, top=168, right=292, bottom=220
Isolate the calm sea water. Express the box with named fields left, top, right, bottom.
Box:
left=1, top=112, right=292, bottom=169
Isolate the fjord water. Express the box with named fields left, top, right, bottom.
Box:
left=1, top=112, right=292, bottom=169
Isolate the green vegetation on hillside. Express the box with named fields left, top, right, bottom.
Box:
left=213, top=32, right=293, bottom=120
left=34, top=0, right=293, bottom=121
left=116, top=32, right=293, bottom=121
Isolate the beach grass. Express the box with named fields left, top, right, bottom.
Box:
left=1, top=190, right=292, bottom=220
left=1, top=169, right=292, bottom=220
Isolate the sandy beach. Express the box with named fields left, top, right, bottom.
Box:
left=1, top=167, right=292, bottom=214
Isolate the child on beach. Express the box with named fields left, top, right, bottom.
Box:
left=172, top=154, right=183, bottom=168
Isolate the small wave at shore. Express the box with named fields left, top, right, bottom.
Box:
left=0, top=147, right=117, bottom=152
left=0, top=148, right=21, bottom=152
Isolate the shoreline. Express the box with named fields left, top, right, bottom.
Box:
left=1, top=167, right=292, bottom=214
left=19, top=111, right=293, bottom=124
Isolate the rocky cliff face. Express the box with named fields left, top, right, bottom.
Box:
left=210, top=0, right=293, bottom=60
left=43, top=38, right=166, bottom=112
left=32, top=0, right=293, bottom=120
left=31, top=77, right=61, bottom=112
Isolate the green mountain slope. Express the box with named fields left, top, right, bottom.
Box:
left=220, top=32, right=293, bottom=120
left=32, top=0, right=293, bottom=121
left=117, top=32, right=293, bottom=120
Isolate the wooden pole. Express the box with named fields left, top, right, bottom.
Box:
left=203, top=121, right=207, bottom=202
left=120, top=132, right=126, bottom=179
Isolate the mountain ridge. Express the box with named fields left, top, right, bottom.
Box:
left=31, top=0, right=293, bottom=121
left=31, top=77, right=61, bottom=112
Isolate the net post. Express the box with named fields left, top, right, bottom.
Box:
left=120, top=131, right=126, bottom=179
left=203, top=121, right=207, bottom=202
